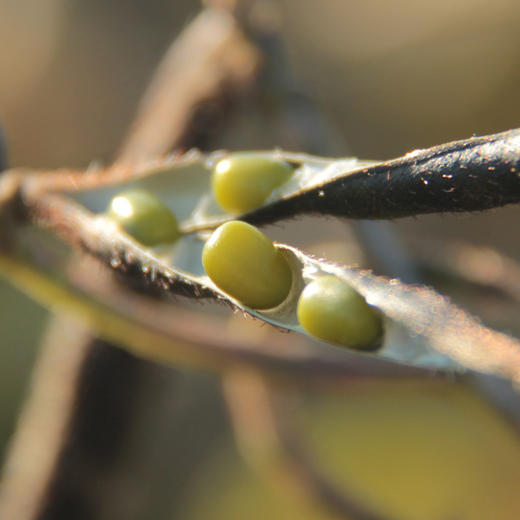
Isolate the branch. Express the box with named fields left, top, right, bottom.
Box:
left=0, top=317, right=93, bottom=520
left=117, top=7, right=261, bottom=161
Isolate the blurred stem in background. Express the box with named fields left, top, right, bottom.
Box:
left=223, top=369, right=392, bottom=520
left=0, top=126, right=7, bottom=172
left=1, top=4, right=261, bottom=520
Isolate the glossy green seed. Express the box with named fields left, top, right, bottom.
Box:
left=297, top=276, right=383, bottom=350
left=202, top=221, right=292, bottom=309
left=212, top=153, right=293, bottom=214
left=107, top=189, right=180, bottom=246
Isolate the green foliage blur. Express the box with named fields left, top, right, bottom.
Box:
left=181, top=383, right=520, bottom=519
left=0, top=283, right=46, bottom=463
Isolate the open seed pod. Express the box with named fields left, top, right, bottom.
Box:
left=11, top=130, right=520, bottom=382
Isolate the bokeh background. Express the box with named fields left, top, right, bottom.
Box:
left=1, top=1, right=520, bottom=519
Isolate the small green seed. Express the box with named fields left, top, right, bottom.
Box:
left=297, top=276, right=382, bottom=350
left=202, top=221, right=292, bottom=309
left=107, top=189, right=180, bottom=246
left=212, top=153, right=293, bottom=214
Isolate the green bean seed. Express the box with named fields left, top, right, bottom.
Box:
left=107, top=189, right=180, bottom=246
left=297, top=276, right=382, bottom=350
left=212, top=153, right=293, bottom=214
left=202, top=221, right=292, bottom=309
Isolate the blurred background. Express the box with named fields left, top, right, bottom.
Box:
left=1, top=1, right=520, bottom=519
